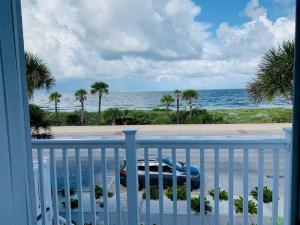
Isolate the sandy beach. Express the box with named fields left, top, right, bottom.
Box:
left=51, top=123, right=291, bottom=138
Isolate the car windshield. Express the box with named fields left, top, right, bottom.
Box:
left=162, top=158, right=184, bottom=171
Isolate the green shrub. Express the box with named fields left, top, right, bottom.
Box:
left=250, top=186, right=273, bottom=203
left=95, top=185, right=113, bottom=199
left=234, top=196, right=257, bottom=214
left=165, top=186, right=187, bottom=201
left=103, top=108, right=124, bottom=125
left=124, top=110, right=155, bottom=125
left=70, top=199, right=78, bottom=209
left=142, top=186, right=159, bottom=200
left=208, top=188, right=228, bottom=201
left=65, top=113, right=81, bottom=125
left=29, top=104, right=52, bottom=139
left=190, top=196, right=212, bottom=214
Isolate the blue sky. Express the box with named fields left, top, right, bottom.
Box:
left=22, top=0, right=295, bottom=93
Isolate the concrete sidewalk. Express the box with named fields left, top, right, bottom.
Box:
left=51, top=123, right=291, bottom=138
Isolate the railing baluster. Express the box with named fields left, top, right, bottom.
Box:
left=114, top=148, right=121, bottom=225
left=88, top=148, right=96, bottom=225
left=158, top=147, right=164, bottom=225
left=243, top=149, right=249, bottom=225
left=272, top=149, right=279, bottom=225
left=50, top=148, right=59, bottom=225
left=258, top=148, right=264, bottom=225
left=75, top=149, right=84, bottom=225
left=172, top=148, right=177, bottom=225
left=38, top=149, right=46, bottom=225
left=200, top=148, right=205, bottom=225
left=186, top=148, right=191, bottom=225
left=63, top=149, right=72, bottom=225
left=101, top=148, right=109, bottom=225
left=144, top=147, right=150, bottom=225
left=214, top=149, right=219, bottom=225
left=228, top=149, right=234, bottom=225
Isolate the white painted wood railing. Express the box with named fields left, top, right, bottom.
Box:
left=31, top=128, right=292, bottom=225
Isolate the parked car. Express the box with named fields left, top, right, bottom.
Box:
left=120, top=158, right=200, bottom=190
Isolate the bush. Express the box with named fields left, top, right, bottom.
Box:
left=142, top=186, right=159, bottom=200
left=124, top=110, right=155, bottom=125
left=208, top=188, right=228, bottom=201
left=234, top=196, right=257, bottom=214
left=103, top=108, right=124, bottom=125
left=29, top=104, right=52, bottom=139
left=95, top=185, right=113, bottom=199
left=70, top=199, right=78, bottom=209
left=250, top=186, right=273, bottom=203
left=165, top=186, right=187, bottom=201
left=190, top=196, right=212, bottom=214
left=61, top=188, right=75, bottom=197
left=65, top=113, right=81, bottom=125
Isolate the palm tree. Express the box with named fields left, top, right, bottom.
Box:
left=174, top=90, right=182, bottom=124
left=91, top=82, right=109, bottom=124
left=182, top=89, right=199, bottom=118
left=160, top=95, right=175, bottom=115
left=49, top=92, right=61, bottom=124
left=25, top=52, right=55, bottom=99
left=247, top=40, right=294, bottom=103
left=75, top=89, right=87, bottom=125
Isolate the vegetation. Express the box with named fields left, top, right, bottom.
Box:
left=234, top=196, right=257, bottom=214
left=208, top=188, right=229, bottom=201
left=182, top=89, right=199, bottom=118
left=25, top=52, right=55, bottom=99
left=250, top=186, right=273, bottom=203
left=190, top=196, right=212, bottom=214
left=90, top=82, right=109, bottom=124
left=102, top=108, right=124, bottom=125
left=174, top=90, right=182, bottom=124
left=94, top=185, right=113, bottom=199
left=29, top=104, right=52, bottom=139
left=70, top=199, right=78, bottom=209
left=142, top=186, right=160, bottom=200
left=165, top=186, right=187, bottom=201
left=247, top=40, right=294, bottom=103
left=160, top=95, right=175, bottom=115
left=49, top=92, right=61, bottom=124
left=75, top=89, right=87, bottom=125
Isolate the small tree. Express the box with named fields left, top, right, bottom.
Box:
left=182, top=89, right=199, bottom=118
left=103, top=108, right=124, bottom=125
left=75, top=89, right=87, bottom=125
left=208, top=188, right=228, bottom=201
left=49, top=92, right=61, bottom=124
left=234, top=196, right=257, bottom=214
left=160, top=95, right=175, bottom=115
left=191, top=196, right=212, bottom=214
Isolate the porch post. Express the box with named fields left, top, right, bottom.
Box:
left=0, top=0, right=36, bottom=225
left=291, top=0, right=300, bottom=223
left=123, top=129, right=139, bottom=225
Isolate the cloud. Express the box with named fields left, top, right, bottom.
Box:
left=21, top=0, right=295, bottom=91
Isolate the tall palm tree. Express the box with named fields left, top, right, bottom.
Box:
left=247, top=40, right=294, bottom=103
left=75, top=89, right=87, bottom=125
left=91, top=82, right=109, bottom=124
left=174, top=90, right=182, bottom=124
left=49, top=92, right=61, bottom=124
left=160, top=95, right=175, bottom=115
left=182, top=89, right=199, bottom=118
left=25, top=52, right=55, bottom=99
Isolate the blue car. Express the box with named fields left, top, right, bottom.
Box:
left=120, top=158, right=200, bottom=190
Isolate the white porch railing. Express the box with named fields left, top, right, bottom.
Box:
left=31, top=128, right=292, bottom=225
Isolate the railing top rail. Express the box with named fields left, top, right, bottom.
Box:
left=31, top=135, right=288, bottom=149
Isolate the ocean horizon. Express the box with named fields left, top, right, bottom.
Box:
left=31, top=89, right=291, bottom=112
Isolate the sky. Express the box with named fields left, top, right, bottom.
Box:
left=22, top=0, right=295, bottom=92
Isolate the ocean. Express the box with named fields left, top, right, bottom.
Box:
left=31, top=89, right=291, bottom=112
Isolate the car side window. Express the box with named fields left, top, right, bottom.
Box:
left=163, top=165, right=172, bottom=173
left=149, top=166, right=158, bottom=172
left=138, top=166, right=145, bottom=171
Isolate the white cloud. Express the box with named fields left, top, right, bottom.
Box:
left=21, top=0, right=295, bottom=91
